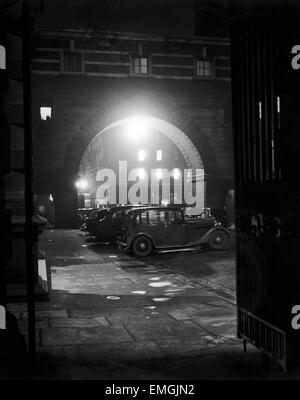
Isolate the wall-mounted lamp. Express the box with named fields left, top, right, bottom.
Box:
left=40, top=106, right=52, bottom=121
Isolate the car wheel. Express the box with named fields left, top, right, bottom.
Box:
left=132, top=236, right=153, bottom=257
left=208, top=229, right=228, bottom=250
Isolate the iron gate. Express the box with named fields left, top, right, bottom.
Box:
left=231, top=11, right=300, bottom=370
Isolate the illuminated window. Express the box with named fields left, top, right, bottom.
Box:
left=138, top=150, right=146, bottom=161
left=196, top=59, right=212, bottom=77
left=133, top=57, right=148, bottom=74
left=0, top=45, right=6, bottom=69
left=40, top=107, right=52, bottom=120
left=277, top=96, right=280, bottom=113
left=156, top=149, right=162, bottom=161
left=259, top=101, right=262, bottom=119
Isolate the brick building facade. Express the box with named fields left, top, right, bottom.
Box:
left=31, top=28, right=233, bottom=227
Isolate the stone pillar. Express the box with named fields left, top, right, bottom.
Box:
left=53, top=175, right=78, bottom=228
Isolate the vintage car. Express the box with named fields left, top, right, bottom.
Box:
left=95, top=204, right=148, bottom=243
left=119, top=206, right=230, bottom=256
left=89, top=208, right=110, bottom=235
left=78, top=208, right=98, bottom=231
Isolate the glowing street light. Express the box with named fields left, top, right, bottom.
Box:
left=75, top=178, right=89, bottom=190
left=124, top=116, right=149, bottom=141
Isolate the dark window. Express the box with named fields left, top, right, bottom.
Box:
left=112, top=211, right=123, bottom=220
left=148, top=210, right=166, bottom=224
left=133, top=57, right=148, bottom=74
left=140, top=212, right=148, bottom=224
left=134, top=211, right=148, bottom=224
left=196, top=59, right=212, bottom=77
left=169, top=210, right=184, bottom=224
left=63, top=51, right=82, bottom=72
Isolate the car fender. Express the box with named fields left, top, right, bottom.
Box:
left=196, top=226, right=230, bottom=245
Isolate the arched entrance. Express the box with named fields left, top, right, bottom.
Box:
left=77, top=115, right=205, bottom=214
left=52, top=100, right=227, bottom=228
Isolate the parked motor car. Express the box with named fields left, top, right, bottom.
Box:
left=119, top=206, right=230, bottom=256
left=95, top=204, right=148, bottom=244
left=78, top=208, right=97, bottom=231
left=78, top=208, right=91, bottom=227
left=79, top=208, right=99, bottom=232
left=89, top=208, right=110, bottom=236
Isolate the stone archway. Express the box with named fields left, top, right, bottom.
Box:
left=55, top=103, right=222, bottom=228
left=95, top=116, right=203, bottom=170
left=77, top=115, right=205, bottom=211
left=63, top=103, right=217, bottom=176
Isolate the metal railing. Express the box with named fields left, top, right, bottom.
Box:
left=238, top=307, right=286, bottom=371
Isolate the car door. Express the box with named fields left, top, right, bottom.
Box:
left=109, top=210, right=126, bottom=239
left=166, top=210, right=187, bottom=245
left=147, top=210, right=168, bottom=246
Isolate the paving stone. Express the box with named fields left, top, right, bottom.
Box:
left=77, top=341, right=163, bottom=364
left=107, top=310, right=176, bottom=327
left=67, top=364, right=175, bottom=380
left=21, top=309, right=68, bottom=319
left=37, top=346, right=82, bottom=367
left=124, top=320, right=208, bottom=342
left=50, top=317, right=109, bottom=328
left=155, top=340, right=217, bottom=356
left=193, top=315, right=237, bottom=336
left=186, top=307, right=235, bottom=318
left=18, top=318, right=50, bottom=329
left=165, top=305, right=202, bottom=320
left=41, top=326, right=134, bottom=346
left=85, top=263, right=116, bottom=270
left=126, top=352, right=254, bottom=380
left=69, top=306, right=153, bottom=319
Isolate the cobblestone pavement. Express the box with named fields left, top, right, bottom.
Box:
left=6, top=229, right=287, bottom=380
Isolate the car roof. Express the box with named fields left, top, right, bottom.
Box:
left=126, top=206, right=184, bottom=215
left=108, top=204, right=148, bottom=212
